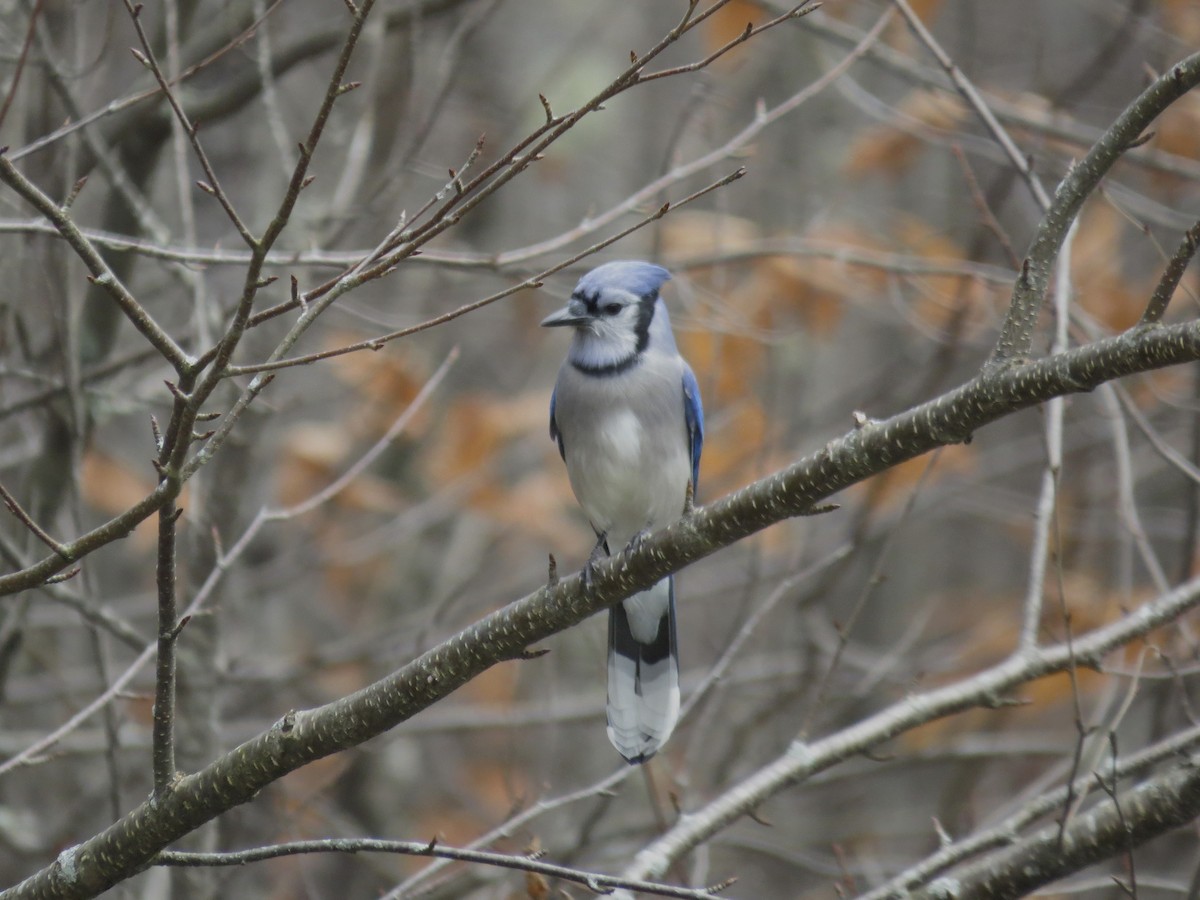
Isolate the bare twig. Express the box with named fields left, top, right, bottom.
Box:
left=909, top=754, right=1197, bottom=899
left=225, top=168, right=745, bottom=376
left=801, top=454, right=939, bottom=737
left=1140, top=219, right=1200, bottom=326
left=0, top=483, right=68, bottom=558
left=151, top=497, right=180, bottom=794
left=155, top=839, right=727, bottom=899
left=990, top=51, right=1200, bottom=363
left=950, top=142, right=1021, bottom=271
left=1019, top=219, right=1076, bottom=649
left=639, top=2, right=818, bottom=83
left=0, top=0, right=43, bottom=132
left=862, top=722, right=1200, bottom=897
left=622, top=573, right=1200, bottom=885
left=0, top=155, right=192, bottom=374
left=891, top=0, right=1052, bottom=212
left=123, top=0, right=254, bottom=247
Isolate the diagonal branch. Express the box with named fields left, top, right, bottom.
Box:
left=0, top=154, right=192, bottom=374
left=990, top=51, right=1200, bottom=363
left=623, top=573, right=1200, bottom=885
left=909, top=756, right=1200, bottom=899
left=6, top=316, right=1200, bottom=898
left=862, top=722, right=1200, bottom=898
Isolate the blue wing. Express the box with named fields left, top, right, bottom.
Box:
left=681, top=365, right=704, bottom=494
left=549, top=388, right=565, bottom=461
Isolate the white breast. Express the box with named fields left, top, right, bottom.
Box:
left=560, top=367, right=691, bottom=547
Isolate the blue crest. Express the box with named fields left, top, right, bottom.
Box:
left=574, top=260, right=671, bottom=299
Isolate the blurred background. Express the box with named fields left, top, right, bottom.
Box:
left=2, top=0, right=1200, bottom=896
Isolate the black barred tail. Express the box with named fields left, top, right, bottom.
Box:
left=606, top=576, right=680, bottom=764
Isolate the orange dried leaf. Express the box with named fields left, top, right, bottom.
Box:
left=324, top=331, right=434, bottom=437
left=275, top=422, right=402, bottom=513
left=459, top=657, right=519, bottom=708
left=428, top=393, right=546, bottom=487
left=853, top=444, right=976, bottom=514
left=702, top=0, right=764, bottom=66
left=843, top=90, right=966, bottom=177
left=1070, top=205, right=1144, bottom=332
left=695, top=399, right=768, bottom=494
left=1162, top=0, right=1200, bottom=46
left=892, top=216, right=999, bottom=335
left=81, top=450, right=168, bottom=547
left=526, top=870, right=551, bottom=900
left=1153, top=90, right=1200, bottom=163
left=658, top=210, right=763, bottom=265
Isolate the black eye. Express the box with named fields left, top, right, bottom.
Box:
left=603, top=303, right=622, bottom=316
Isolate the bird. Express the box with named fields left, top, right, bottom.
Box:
left=542, top=260, right=704, bottom=764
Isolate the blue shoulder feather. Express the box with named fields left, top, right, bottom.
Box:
left=681, top=366, right=704, bottom=493
left=549, top=388, right=565, bottom=461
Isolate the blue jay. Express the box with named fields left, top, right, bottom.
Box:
left=542, top=261, right=704, bottom=764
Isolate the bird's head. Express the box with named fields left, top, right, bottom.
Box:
left=541, top=261, right=674, bottom=371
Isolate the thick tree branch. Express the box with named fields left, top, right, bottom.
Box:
left=909, top=757, right=1200, bottom=899
left=5, top=318, right=1200, bottom=898
left=862, top=723, right=1200, bottom=898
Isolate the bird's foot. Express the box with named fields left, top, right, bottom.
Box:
left=624, top=529, right=652, bottom=554
left=582, top=532, right=609, bottom=591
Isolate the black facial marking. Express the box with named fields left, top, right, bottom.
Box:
left=571, top=354, right=641, bottom=378
left=573, top=289, right=600, bottom=315
left=632, top=289, right=657, bottom=354
left=568, top=288, right=660, bottom=378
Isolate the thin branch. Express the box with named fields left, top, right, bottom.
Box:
left=0, top=3, right=885, bottom=294
left=0, top=220, right=1015, bottom=287
left=0, top=483, right=69, bottom=558
left=225, top=168, right=745, bottom=376
left=0, top=0, right=43, bottom=132
left=153, top=839, right=727, bottom=900
left=1140, top=219, right=1200, bottom=326
left=151, top=497, right=180, bottom=794
left=639, top=2, right=818, bottom=83
left=622, top=572, right=1200, bottom=885
left=801, top=453, right=939, bottom=737
left=387, top=767, right=633, bottom=896
left=950, top=142, right=1021, bottom=271
left=891, top=0, right=1052, bottom=212
left=909, top=755, right=1200, bottom=899
left=795, top=6, right=1200, bottom=184
left=862, top=722, right=1200, bottom=898
left=1019, top=219, right=1076, bottom=649
left=265, top=346, right=458, bottom=519
left=989, top=51, right=1200, bottom=363
left=0, top=155, right=192, bottom=374
left=182, top=0, right=382, bottom=422
left=1097, top=383, right=1172, bottom=593
left=0, top=480, right=175, bottom=597
left=31, top=14, right=178, bottom=249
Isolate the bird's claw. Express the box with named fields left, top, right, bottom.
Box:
left=625, top=529, right=651, bottom=554
left=583, top=532, right=609, bottom=591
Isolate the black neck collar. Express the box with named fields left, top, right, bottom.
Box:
left=571, top=352, right=641, bottom=378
